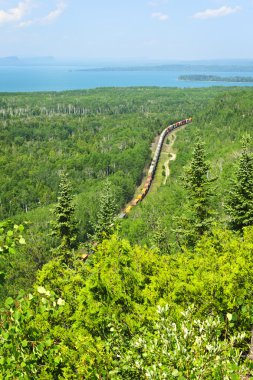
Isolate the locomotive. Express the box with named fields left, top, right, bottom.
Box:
left=119, top=118, right=192, bottom=218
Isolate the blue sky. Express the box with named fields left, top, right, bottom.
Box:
left=0, top=0, right=252, bottom=61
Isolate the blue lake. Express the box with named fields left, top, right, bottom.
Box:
left=1, top=66, right=253, bottom=92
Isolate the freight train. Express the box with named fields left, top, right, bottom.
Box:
left=119, top=118, right=192, bottom=218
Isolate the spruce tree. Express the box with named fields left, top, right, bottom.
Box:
left=92, top=179, right=118, bottom=243
left=149, top=217, right=169, bottom=253
left=226, top=136, right=253, bottom=231
left=51, top=172, right=77, bottom=261
left=176, top=138, right=215, bottom=248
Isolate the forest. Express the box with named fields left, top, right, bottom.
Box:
left=1, top=86, right=253, bottom=378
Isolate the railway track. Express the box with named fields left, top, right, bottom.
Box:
left=119, top=118, right=192, bottom=218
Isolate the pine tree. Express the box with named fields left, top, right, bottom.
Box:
left=226, top=136, right=253, bottom=231
left=149, top=217, right=169, bottom=253
left=51, top=172, right=78, bottom=262
left=176, top=138, right=215, bottom=248
left=92, top=180, right=118, bottom=243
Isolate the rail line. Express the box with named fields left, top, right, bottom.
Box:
left=119, top=118, right=192, bottom=218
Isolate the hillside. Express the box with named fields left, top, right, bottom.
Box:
left=1, top=86, right=253, bottom=378
left=121, top=88, right=253, bottom=249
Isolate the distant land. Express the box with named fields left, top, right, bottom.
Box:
left=178, top=74, right=253, bottom=83
left=1, top=57, right=253, bottom=71
left=76, top=63, right=253, bottom=73
left=0, top=56, right=55, bottom=66
left=0, top=56, right=20, bottom=65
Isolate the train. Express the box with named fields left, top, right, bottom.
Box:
left=119, top=118, right=192, bottom=218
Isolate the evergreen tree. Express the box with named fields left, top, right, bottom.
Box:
left=149, top=216, right=169, bottom=253
left=51, top=172, right=78, bottom=262
left=176, top=138, right=215, bottom=248
left=226, top=136, right=253, bottom=231
left=92, top=180, right=118, bottom=243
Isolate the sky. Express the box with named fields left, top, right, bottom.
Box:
left=0, top=0, right=252, bottom=62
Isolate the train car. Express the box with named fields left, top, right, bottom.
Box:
left=131, top=199, right=139, bottom=206
left=144, top=176, right=152, bottom=188
left=148, top=164, right=155, bottom=177
left=119, top=204, right=132, bottom=218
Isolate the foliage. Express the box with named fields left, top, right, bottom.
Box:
left=91, top=179, right=118, bottom=243
left=149, top=216, right=170, bottom=252
left=0, top=210, right=54, bottom=305
left=122, top=87, right=253, bottom=250
left=0, top=87, right=171, bottom=220
left=51, top=172, right=78, bottom=263
left=2, top=86, right=253, bottom=376
left=105, top=305, right=250, bottom=379
left=175, top=138, right=216, bottom=248
left=0, top=221, right=25, bottom=288
left=226, top=136, right=253, bottom=231
left=0, top=236, right=169, bottom=378
left=1, top=230, right=253, bottom=377
left=0, top=220, right=25, bottom=257
left=0, top=288, right=67, bottom=379
left=164, top=226, right=253, bottom=338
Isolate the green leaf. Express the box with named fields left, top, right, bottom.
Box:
left=2, top=332, right=9, bottom=340
left=57, top=298, right=65, bottom=306
left=45, top=339, right=53, bottom=347
left=19, top=237, right=26, bottom=245
left=5, top=297, right=14, bottom=307
left=37, top=286, right=46, bottom=294
left=227, top=313, right=233, bottom=322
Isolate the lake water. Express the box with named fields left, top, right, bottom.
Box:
left=1, top=66, right=253, bottom=92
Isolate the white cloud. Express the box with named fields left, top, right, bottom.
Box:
left=18, top=18, right=34, bottom=27
left=41, top=1, right=67, bottom=24
left=152, top=12, right=168, bottom=21
left=193, top=5, right=241, bottom=19
left=18, top=1, right=67, bottom=27
left=0, top=0, right=31, bottom=24
left=0, top=0, right=67, bottom=27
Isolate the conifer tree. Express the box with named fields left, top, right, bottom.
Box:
left=92, top=179, right=118, bottom=243
left=149, top=216, right=169, bottom=253
left=226, top=136, right=253, bottom=231
left=51, top=172, right=77, bottom=261
left=176, top=138, right=215, bottom=248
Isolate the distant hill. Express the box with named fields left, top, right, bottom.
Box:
left=0, top=56, right=20, bottom=65
left=76, top=62, right=253, bottom=73
left=0, top=56, right=54, bottom=66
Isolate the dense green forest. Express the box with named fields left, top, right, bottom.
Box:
left=1, top=86, right=253, bottom=378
